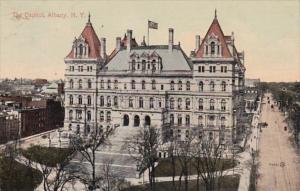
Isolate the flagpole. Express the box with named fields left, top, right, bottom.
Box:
left=147, top=20, right=149, bottom=46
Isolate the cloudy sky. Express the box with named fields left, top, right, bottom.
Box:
left=0, top=0, right=299, bottom=82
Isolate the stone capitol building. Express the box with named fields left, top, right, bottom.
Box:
left=63, top=12, right=245, bottom=146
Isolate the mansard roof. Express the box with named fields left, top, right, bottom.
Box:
left=195, top=17, right=232, bottom=58
left=106, top=45, right=192, bottom=71
left=66, top=21, right=101, bottom=59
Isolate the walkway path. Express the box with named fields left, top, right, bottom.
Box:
left=257, top=93, right=300, bottom=191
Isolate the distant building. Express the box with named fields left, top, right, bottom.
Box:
left=245, top=78, right=260, bottom=87
left=0, top=113, right=19, bottom=144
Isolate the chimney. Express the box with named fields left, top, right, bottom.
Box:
left=116, top=37, right=121, bottom=51
left=127, top=29, right=132, bottom=52
left=195, top=35, right=201, bottom=51
left=168, top=28, right=174, bottom=52
left=100, top=37, right=106, bottom=59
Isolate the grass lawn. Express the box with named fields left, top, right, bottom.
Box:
left=21, top=145, right=74, bottom=167
left=155, top=157, right=236, bottom=177
left=0, top=156, right=43, bottom=191
left=122, top=175, right=240, bottom=191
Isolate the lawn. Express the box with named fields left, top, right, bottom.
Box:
left=21, top=145, right=74, bottom=167
left=0, top=156, right=43, bottom=191
left=122, top=175, right=240, bottom=191
left=154, top=157, right=236, bottom=177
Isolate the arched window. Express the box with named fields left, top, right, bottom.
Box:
left=210, top=41, right=215, bottom=55
left=209, top=132, right=213, bottom=140
left=198, top=116, right=203, bottom=127
left=221, top=116, right=226, bottom=128
left=170, top=81, right=175, bottom=90
left=152, top=80, right=156, bottom=90
left=141, top=80, right=146, bottom=90
left=107, top=111, right=111, bottom=122
left=178, top=98, right=182, bottom=110
left=178, top=81, right=182, bottom=90
left=221, top=99, right=226, bottom=111
left=87, top=111, right=91, bottom=121
left=210, top=81, right=215, bottom=91
left=178, top=114, right=182, bottom=126
left=186, top=81, right=190, bottom=91
left=186, top=98, right=191, bottom=110
left=221, top=81, right=226, bottom=92
left=100, top=96, right=104, bottom=106
left=69, top=110, right=73, bottom=120
left=170, top=114, right=174, bottom=125
left=210, top=99, right=215, bottom=110
left=114, top=80, right=118, bottom=89
left=205, top=45, right=208, bottom=55
left=78, top=95, right=82, bottom=105
left=186, top=115, right=190, bottom=126
left=69, top=79, right=74, bottom=89
left=87, top=95, right=91, bottom=105
left=107, top=80, right=111, bottom=89
left=199, top=81, right=204, bottom=92
left=150, top=97, right=154, bottom=109
left=69, top=95, right=73, bottom=105
left=87, top=79, right=92, bottom=89
left=129, top=97, right=133, bottom=108
left=142, top=60, right=146, bottom=71
left=208, top=116, right=215, bottom=127
left=170, top=98, right=174, bottom=109
left=198, top=98, right=203, bottom=110
left=131, top=80, right=135, bottom=89
left=107, top=96, right=111, bottom=107
left=114, top=96, right=118, bottom=106
left=100, top=111, right=104, bottom=122
left=100, top=80, right=104, bottom=89
left=78, top=79, right=82, bottom=89
left=139, top=97, right=143, bottom=108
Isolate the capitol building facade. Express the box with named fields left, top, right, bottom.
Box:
left=63, top=13, right=245, bottom=145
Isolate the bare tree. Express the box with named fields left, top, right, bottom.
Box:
left=166, top=137, right=179, bottom=191
left=126, top=125, right=160, bottom=191
left=191, top=136, right=227, bottom=191
left=70, top=126, right=115, bottom=190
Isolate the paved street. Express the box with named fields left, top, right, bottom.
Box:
left=257, top=93, right=300, bottom=191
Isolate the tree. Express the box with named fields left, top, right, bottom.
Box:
left=191, top=136, right=227, bottom=191
left=175, top=136, right=194, bottom=191
left=20, top=145, right=77, bottom=191
left=166, top=137, right=179, bottom=191
left=70, top=126, right=115, bottom=190
left=126, top=125, right=160, bottom=191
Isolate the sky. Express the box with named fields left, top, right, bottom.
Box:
left=0, top=0, right=299, bottom=82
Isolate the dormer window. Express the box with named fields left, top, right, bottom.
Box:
left=132, top=60, right=136, bottom=71
left=79, top=44, right=84, bottom=56
left=142, top=60, right=146, bottom=71
left=210, top=42, right=215, bottom=55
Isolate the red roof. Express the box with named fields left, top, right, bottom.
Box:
left=195, top=17, right=232, bottom=58
left=66, top=22, right=101, bottom=59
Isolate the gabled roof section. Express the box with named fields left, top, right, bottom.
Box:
left=195, top=15, right=232, bottom=58
left=66, top=17, right=101, bottom=59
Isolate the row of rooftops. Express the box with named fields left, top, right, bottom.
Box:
left=65, top=11, right=245, bottom=72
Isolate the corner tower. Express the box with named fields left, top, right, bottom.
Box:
left=64, top=14, right=105, bottom=135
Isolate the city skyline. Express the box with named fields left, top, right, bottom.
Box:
left=0, top=1, right=300, bottom=82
